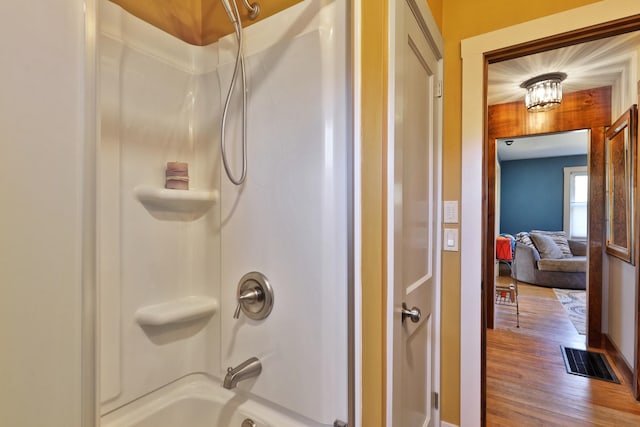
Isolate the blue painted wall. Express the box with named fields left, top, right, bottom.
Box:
left=500, top=155, right=587, bottom=235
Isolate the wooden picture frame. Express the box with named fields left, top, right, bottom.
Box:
left=605, top=105, right=637, bottom=264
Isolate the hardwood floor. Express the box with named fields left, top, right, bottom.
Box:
left=487, top=276, right=640, bottom=426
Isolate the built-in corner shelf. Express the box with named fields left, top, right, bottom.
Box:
left=134, top=186, right=218, bottom=220
left=135, top=296, right=219, bottom=327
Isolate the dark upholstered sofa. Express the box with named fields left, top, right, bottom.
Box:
left=512, top=239, right=586, bottom=290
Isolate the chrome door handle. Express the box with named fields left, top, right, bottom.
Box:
left=401, top=303, right=421, bottom=323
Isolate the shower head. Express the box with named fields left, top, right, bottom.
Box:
left=221, top=0, right=238, bottom=24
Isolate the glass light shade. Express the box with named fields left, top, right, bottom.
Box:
left=520, top=72, right=567, bottom=112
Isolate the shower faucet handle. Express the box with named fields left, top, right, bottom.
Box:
left=233, top=272, right=274, bottom=320
left=233, top=288, right=263, bottom=319
left=233, top=303, right=242, bottom=319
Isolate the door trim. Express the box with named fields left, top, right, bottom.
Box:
left=83, top=0, right=99, bottom=425
left=461, top=4, right=640, bottom=426
left=483, top=40, right=639, bottom=427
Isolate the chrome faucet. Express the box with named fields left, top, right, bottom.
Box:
left=223, top=357, right=262, bottom=389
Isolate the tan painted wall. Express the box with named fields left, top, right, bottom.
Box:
left=439, top=0, right=600, bottom=424
left=426, top=0, right=443, bottom=31
left=360, top=1, right=388, bottom=425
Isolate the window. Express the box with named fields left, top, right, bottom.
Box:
left=564, top=166, right=588, bottom=239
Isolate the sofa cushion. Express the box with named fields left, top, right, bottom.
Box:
left=530, top=233, right=564, bottom=259
left=537, top=256, right=587, bottom=272
left=531, top=230, right=573, bottom=258
left=568, top=239, right=587, bottom=256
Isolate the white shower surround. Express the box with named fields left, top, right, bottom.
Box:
left=98, top=0, right=348, bottom=425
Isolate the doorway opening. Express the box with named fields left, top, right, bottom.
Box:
left=481, top=23, right=640, bottom=425
left=493, top=130, right=589, bottom=332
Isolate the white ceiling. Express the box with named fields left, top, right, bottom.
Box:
left=497, top=130, right=588, bottom=161
left=489, top=31, right=640, bottom=160
left=487, top=32, right=640, bottom=106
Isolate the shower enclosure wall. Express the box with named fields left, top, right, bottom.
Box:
left=98, top=0, right=350, bottom=425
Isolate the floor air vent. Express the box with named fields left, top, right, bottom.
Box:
left=560, top=346, right=619, bottom=383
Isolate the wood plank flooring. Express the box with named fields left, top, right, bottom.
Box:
left=487, top=277, right=640, bottom=426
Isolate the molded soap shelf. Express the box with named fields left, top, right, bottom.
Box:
left=135, top=296, right=219, bottom=326
left=134, top=186, right=218, bottom=220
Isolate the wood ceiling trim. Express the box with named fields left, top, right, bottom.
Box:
left=486, top=14, right=640, bottom=64
left=110, top=0, right=302, bottom=46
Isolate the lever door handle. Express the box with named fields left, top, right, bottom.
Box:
left=401, top=303, right=421, bottom=323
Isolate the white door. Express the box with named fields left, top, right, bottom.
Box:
left=390, top=0, right=442, bottom=426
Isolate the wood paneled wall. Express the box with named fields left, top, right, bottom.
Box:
left=109, top=0, right=301, bottom=45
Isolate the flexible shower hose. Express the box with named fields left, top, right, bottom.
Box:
left=220, top=0, right=248, bottom=186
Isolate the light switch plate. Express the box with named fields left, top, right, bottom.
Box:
left=443, top=200, right=459, bottom=224
left=443, top=228, right=459, bottom=251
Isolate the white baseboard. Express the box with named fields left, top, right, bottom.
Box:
left=441, top=422, right=459, bottom=427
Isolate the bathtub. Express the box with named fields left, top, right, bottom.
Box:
left=101, top=374, right=325, bottom=427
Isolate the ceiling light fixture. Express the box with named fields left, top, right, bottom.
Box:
left=520, top=72, right=567, bottom=112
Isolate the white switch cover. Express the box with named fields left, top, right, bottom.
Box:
left=443, top=200, right=459, bottom=224
left=444, top=228, right=459, bottom=251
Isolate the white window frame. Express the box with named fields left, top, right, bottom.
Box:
left=563, top=166, right=588, bottom=239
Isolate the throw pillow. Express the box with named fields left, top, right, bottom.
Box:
left=515, top=232, right=536, bottom=249
left=530, top=232, right=564, bottom=259
left=531, top=230, right=573, bottom=258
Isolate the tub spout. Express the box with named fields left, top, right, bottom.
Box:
left=223, top=357, right=262, bottom=389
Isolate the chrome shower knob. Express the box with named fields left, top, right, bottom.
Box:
left=233, top=287, right=264, bottom=319
left=234, top=271, right=274, bottom=320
